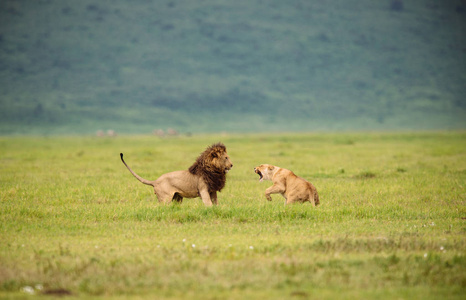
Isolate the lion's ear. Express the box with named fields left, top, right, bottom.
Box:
left=268, top=165, right=274, bottom=170
left=211, top=152, right=218, bottom=158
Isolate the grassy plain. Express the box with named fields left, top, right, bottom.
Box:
left=0, top=132, right=465, bottom=299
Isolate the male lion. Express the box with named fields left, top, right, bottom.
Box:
left=254, top=164, right=319, bottom=206
left=121, top=143, right=233, bottom=206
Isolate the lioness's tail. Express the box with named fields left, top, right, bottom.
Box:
left=120, top=153, right=155, bottom=186
left=314, top=189, right=320, bottom=206
left=310, top=184, right=320, bottom=206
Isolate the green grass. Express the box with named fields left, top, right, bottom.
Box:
left=0, top=132, right=465, bottom=299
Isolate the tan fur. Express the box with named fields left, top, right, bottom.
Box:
left=254, top=164, right=319, bottom=206
left=121, top=143, right=233, bottom=206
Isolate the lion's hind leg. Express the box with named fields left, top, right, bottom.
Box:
left=154, top=190, right=174, bottom=204
left=172, top=193, right=183, bottom=203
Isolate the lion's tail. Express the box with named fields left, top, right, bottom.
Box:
left=120, top=153, right=155, bottom=186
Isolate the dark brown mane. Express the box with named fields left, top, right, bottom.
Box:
left=188, top=143, right=227, bottom=193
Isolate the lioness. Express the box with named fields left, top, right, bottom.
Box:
left=121, top=143, right=233, bottom=206
left=254, top=164, right=319, bottom=206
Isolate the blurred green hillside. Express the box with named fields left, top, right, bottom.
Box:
left=0, top=0, right=465, bottom=134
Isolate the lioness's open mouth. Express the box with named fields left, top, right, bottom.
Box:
left=255, top=169, right=263, bottom=181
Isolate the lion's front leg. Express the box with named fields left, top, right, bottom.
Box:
left=210, top=191, right=218, bottom=205
left=199, top=189, right=213, bottom=206
left=265, top=184, right=285, bottom=201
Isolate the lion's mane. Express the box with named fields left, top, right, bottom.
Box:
left=188, top=142, right=228, bottom=193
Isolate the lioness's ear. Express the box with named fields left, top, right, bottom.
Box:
left=268, top=165, right=274, bottom=170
